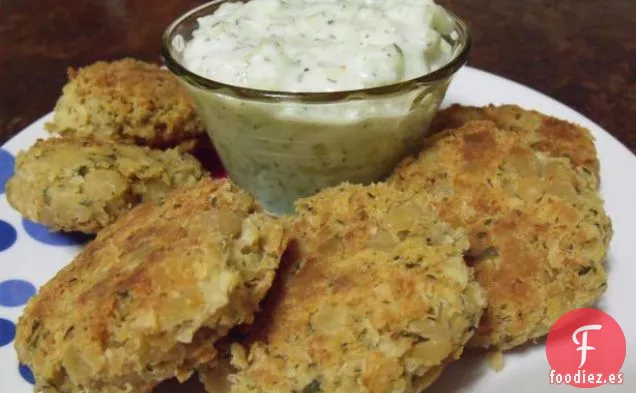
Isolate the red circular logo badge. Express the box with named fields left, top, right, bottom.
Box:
left=546, top=308, right=626, bottom=388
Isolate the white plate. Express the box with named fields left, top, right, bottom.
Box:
left=0, top=66, right=633, bottom=392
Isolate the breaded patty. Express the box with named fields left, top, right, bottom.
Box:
left=430, top=104, right=600, bottom=185
left=228, top=184, right=486, bottom=393
left=391, top=121, right=612, bottom=350
left=14, top=178, right=289, bottom=393
left=45, top=59, right=205, bottom=148
left=5, top=137, right=205, bottom=233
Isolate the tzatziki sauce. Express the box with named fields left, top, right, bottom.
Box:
left=183, top=0, right=454, bottom=92
left=173, top=0, right=462, bottom=214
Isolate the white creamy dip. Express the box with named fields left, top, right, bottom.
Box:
left=183, top=0, right=454, bottom=92
left=172, top=0, right=462, bottom=214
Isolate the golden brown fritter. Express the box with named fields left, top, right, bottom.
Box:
left=430, top=104, right=600, bottom=185
left=229, top=184, right=486, bottom=393
left=45, top=59, right=205, bottom=148
left=5, top=137, right=205, bottom=233
left=14, top=178, right=289, bottom=393
left=391, top=121, right=612, bottom=350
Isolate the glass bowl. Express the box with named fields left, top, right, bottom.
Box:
left=162, top=0, right=471, bottom=214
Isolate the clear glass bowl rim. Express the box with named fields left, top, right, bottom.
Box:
left=161, top=0, right=472, bottom=102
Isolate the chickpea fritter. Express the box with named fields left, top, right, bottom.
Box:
left=5, top=137, right=204, bottom=233
left=228, top=184, right=486, bottom=393
left=45, top=59, right=205, bottom=149
left=14, top=179, right=289, bottom=393
left=429, top=104, right=600, bottom=187
left=391, top=120, right=612, bottom=350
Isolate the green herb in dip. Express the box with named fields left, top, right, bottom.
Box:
left=183, top=0, right=455, bottom=92
left=175, top=0, right=461, bottom=214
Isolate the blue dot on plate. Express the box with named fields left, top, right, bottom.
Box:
left=19, top=363, right=35, bottom=384
left=0, top=220, right=18, bottom=252
left=23, top=219, right=94, bottom=246
left=0, top=317, right=16, bottom=346
left=0, top=280, right=36, bottom=307
left=0, top=148, right=15, bottom=195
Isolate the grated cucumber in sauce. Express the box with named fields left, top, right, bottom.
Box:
left=183, top=0, right=454, bottom=92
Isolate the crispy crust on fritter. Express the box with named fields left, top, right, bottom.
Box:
left=391, top=121, right=612, bottom=350
left=5, top=137, right=204, bottom=233
left=14, top=179, right=289, bottom=393
left=199, top=355, right=234, bottom=393
left=45, top=59, right=204, bottom=148
left=430, top=104, right=600, bottom=184
left=229, top=184, right=486, bottom=393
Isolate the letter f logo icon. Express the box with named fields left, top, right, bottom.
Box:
left=572, top=324, right=603, bottom=368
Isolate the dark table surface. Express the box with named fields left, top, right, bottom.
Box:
left=1, top=0, right=634, bottom=152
